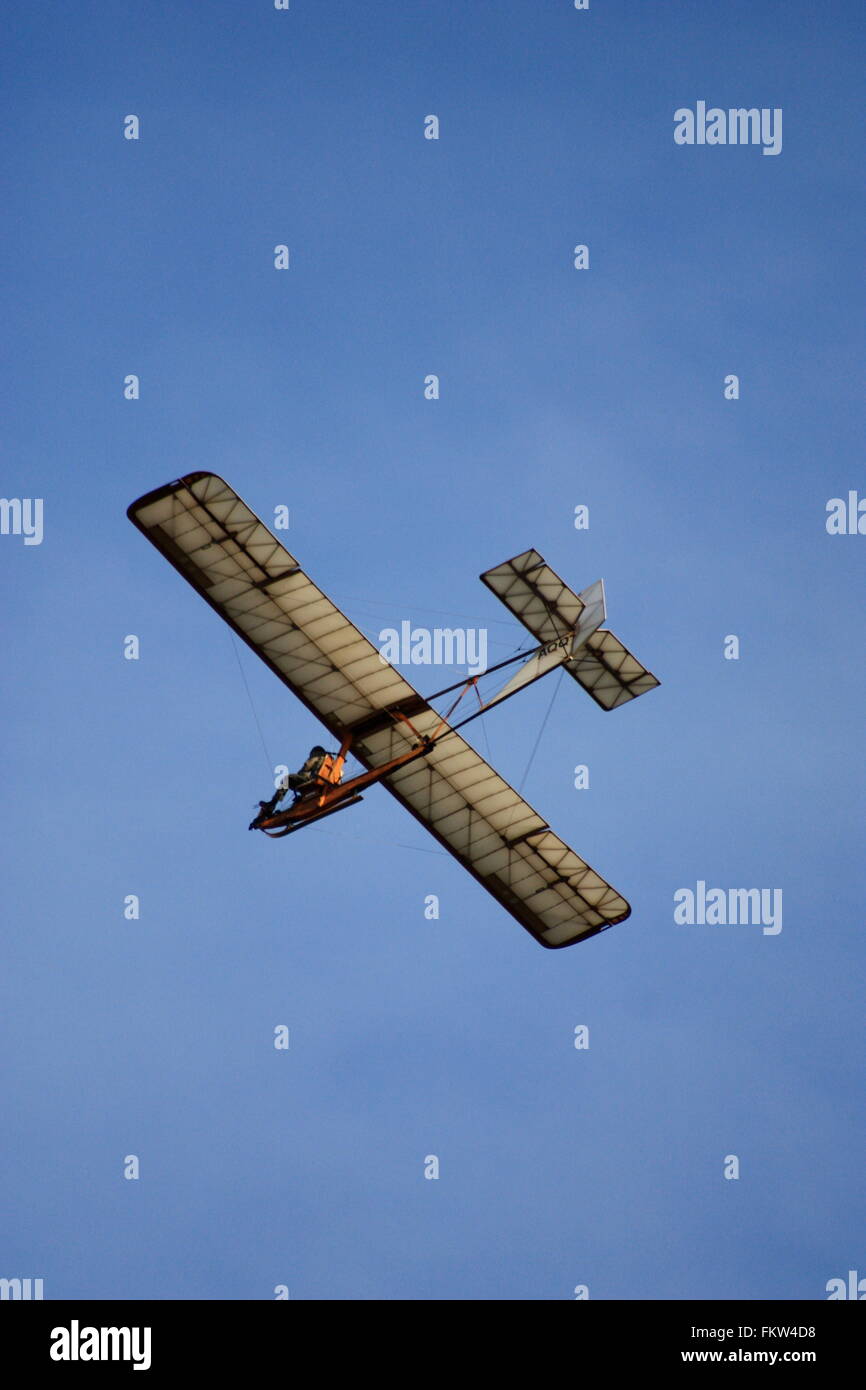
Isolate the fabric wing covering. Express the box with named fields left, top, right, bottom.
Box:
left=128, top=473, right=631, bottom=947
left=480, top=549, right=588, bottom=646
left=565, top=630, right=661, bottom=711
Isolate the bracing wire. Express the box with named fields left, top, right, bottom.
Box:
left=230, top=634, right=274, bottom=775
left=516, top=667, right=565, bottom=792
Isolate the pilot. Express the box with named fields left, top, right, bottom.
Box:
left=254, top=746, right=330, bottom=822
left=287, top=746, right=328, bottom=790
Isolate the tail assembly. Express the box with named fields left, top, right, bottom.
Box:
left=480, top=549, right=660, bottom=711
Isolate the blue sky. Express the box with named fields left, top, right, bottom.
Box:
left=1, top=1, right=864, bottom=1300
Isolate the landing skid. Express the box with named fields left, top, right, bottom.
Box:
left=251, top=793, right=365, bottom=838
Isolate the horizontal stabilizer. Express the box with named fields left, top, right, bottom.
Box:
left=566, top=629, right=660, bottom=710
left=480, top=550, right=591, bottom=645
left=482, top=549, right=659, bottom=710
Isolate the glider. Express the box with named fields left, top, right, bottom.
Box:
left=128, top=473, right=659, bottom=949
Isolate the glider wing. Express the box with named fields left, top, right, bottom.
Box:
left=399, top=760, right=630, bottom=947
left=128, top=471, right=419, bottom=732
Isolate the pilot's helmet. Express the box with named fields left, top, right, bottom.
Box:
left=310, top=746, right=327, bottom=757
